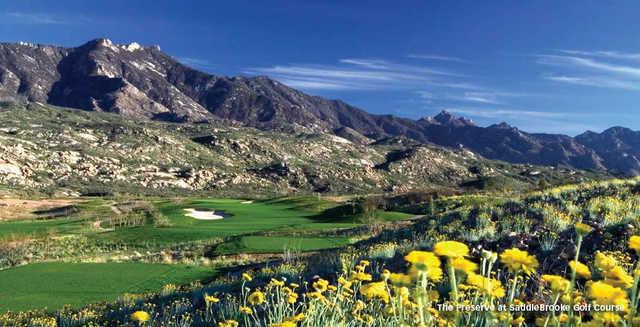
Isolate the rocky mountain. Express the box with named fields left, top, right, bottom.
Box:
left=575, top=127, right=640, bottom=175
left=0, top=39, right=637, bottom=174
left=0, top=103, right=608, bottom=197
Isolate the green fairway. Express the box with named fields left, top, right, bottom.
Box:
left=375, top=211, right=415, bottom=221
left=0, top=198, right=110, bottom=240
left=0, top=262, right=213, bottom=312
left=0, top=218, right=87, bottom=240
left=0, top=196, right=414, bottom=253
left=214, top=235, right=353, bottom=254
left=96, top=198, right=361, bottom=246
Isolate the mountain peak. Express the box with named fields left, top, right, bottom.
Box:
left=433, top=110, right=454, bottom=122
left=489, top=122, right=515, bottom=130
left=431, top=110, right=475, bottom=127
left=79, top=38, right=150, bottom=53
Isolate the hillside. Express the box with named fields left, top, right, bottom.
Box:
left=0, top=39, right=639, bottom=174
left=0, top=102, right=609, bottom=197
left=2, top=177, right=639, bottom=325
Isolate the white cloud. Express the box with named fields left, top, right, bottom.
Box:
left=338, top=58, right=389, bottom=69
left=443, top=107, right=567, bottom=119
left=544, top=75, right=640, bottom=90
left=407, top=54, right=468, bottom=63
left=177, top=57, right=217, bottom=71
left=3, top=12, right=70, bottom=25
left=537, top=51, right=640, bottom=91
left=558, top=50, right=640, bottom=61
left=537, top=55, right=640, bottom=78
left=438, top=107, right=599, bottom=134
left=245, top=58, right=467, bottom=91
left=417, top=90, right=534, bottom=105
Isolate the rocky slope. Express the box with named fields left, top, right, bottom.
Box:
left=0, top=39, right=637, bottom=174
left=575, top=127, right=640, bottom=175
left=0, top=103, right=608, bottom=197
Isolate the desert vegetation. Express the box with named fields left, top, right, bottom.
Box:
left=0, top=177, right=638, bottom=326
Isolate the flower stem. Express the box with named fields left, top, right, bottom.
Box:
left=568, top=235, right=582, bottom=320
left=448, top=260, right=460, bottom=326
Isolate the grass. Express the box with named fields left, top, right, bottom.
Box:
left=0, top=196, right=413, bottom=253
left=95, top=198, right=400, bottom=246
left=375, top=211, right=415, bottom=221
left=0, top=262, right=214, bottom=312
left=214, top=235, right=353, bottom=254
left=0, top=198, right=110, bottom=240
left=0, top=218, right=87, bottom=240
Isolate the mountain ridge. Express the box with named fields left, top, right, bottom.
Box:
left=0, top=38, right=638, bottom=174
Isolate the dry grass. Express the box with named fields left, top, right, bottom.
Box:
left=0, top=198, right=80, bottom=221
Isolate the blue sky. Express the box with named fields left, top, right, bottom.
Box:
left=1, top=1, right=640, bottom=134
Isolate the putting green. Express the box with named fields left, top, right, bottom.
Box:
left=0, top=262, right=213, bottom=312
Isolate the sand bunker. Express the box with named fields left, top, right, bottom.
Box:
left=184, top=208, right=225, bottom=220
left=241, top=200, right=253, bottom=204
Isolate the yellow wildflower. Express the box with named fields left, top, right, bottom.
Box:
left=218, top=320, right=239, bottom=327
left=541, top=274, right=570, bottom=293
left=388, top=273, right=413, bottom=286
left=587, top=281, right=629, bottom=312
left=450, top=257, right=478, bottom=274
left=286, top=292, right=298, bottom=304
left=575, top=222, right=593, bottom=236
left=595, top=252, right=618, bottom=271
left=512, top=316, right=525, bottom=325
left=569, top=261, right=592, bottom=279
left=351, top=271, right=373, bottom=281
left=604, top=266, right=634, bottom=289
left=466, top=272, right=506, bottom=298
left=404, top=251, right=443, bottom=281
left=248, top=291, right=265, bottom=305
left=130, top=311, right=150, bottom=323
left=268, top=322, right=296, bottom=327
left=242, top=273, right=253, bottom=282
left=593, top=312, right=622, bottom=326
left=352, top=299, right=366, bottom=314
left=286, top=313, right=305, bottom=322
left=433, top=241, right=469, bottom=258
left=204, top=294, right=220, bottom=305
left=500, top=248, right=539, bottom=275
left=312, top=278, right=329, bottom=292
left=630, top=236, right=640, bottom=253
left=269, top=278, right=285, bottom=288
left=338, top=276, right=352, bottom=289
left=307, top=291, right=327, bottom=303
left=409, top=264, right=443, bottom=282
left=240, top=306, right=254, bottom=315
left=558, top=313, right=569, bottom=323
left=359, top=281, right=390, bottom=303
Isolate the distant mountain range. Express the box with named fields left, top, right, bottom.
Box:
left=1, top=39, right=639, bottom=174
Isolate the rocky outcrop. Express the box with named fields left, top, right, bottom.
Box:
left=0, top=103, right=609, bottom=196
left=0, top=39, right=638, bottom=174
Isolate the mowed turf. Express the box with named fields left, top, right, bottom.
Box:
left=0, top=217, right=86, bottom=240
left=0, top=262, right=213, bottom=312
left=97, top=198, right=360, bottom=245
